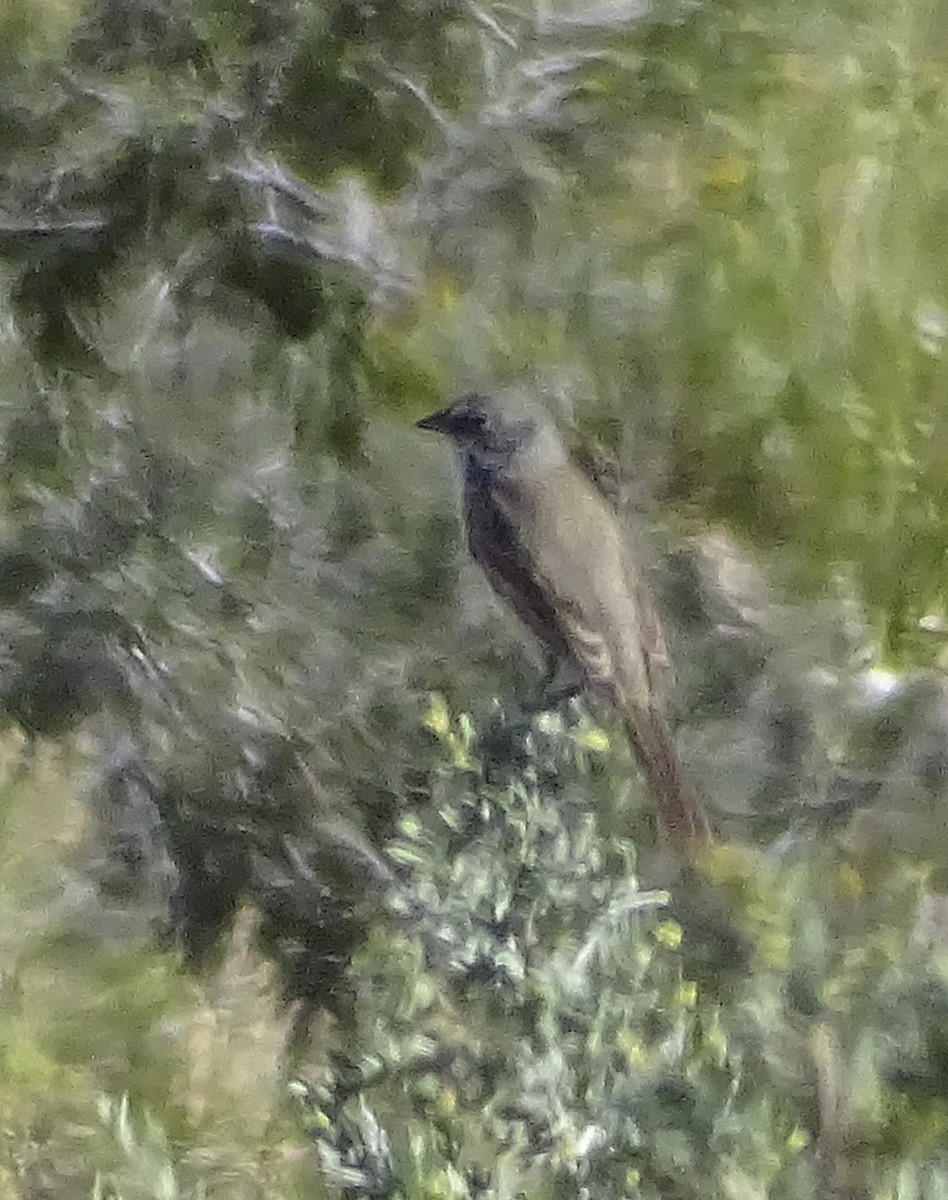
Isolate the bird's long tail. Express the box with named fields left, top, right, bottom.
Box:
left=620, top=704, right=712, bottom=857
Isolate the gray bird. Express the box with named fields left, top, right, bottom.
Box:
left=417, top=390, right=711, bottom=857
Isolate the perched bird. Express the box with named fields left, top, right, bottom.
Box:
left=417, top=391, right=711, bottom=857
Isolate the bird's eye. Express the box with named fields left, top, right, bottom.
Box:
left=451, top=393, right=490, bottom=436
left=459, top=408, right=487, bottom=434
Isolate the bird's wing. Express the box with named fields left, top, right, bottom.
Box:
left=493, top=462, right=665, bottom=707
left=488, top=458, right=710, bottom=854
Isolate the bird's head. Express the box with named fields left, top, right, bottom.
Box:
left=417, top=391, right=565, bottom=472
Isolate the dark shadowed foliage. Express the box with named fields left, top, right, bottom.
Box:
left=2, top=0, right=948, bottom=1197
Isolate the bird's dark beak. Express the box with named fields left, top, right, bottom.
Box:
left=416, top=405, right=456, bottom=435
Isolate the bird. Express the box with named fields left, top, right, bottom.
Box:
left=417, top=390, right=712, bottom=858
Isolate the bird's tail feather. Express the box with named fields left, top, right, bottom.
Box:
left=621, top=705, right=712, bottom=856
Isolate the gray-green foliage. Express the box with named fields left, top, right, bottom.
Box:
left=292, top=703, right=948, bottom=1199
left=2, top=0, right=948, bottom=1197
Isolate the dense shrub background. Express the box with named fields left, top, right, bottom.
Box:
left=3, top=0, right=948, bottom=1197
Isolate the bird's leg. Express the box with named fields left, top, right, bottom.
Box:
left=527, top=653, right=584, bottom=714
left=478, top=655, right=583, bottom=778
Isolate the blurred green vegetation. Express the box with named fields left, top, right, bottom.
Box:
left=3, top=0, right=948, bottom=1197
